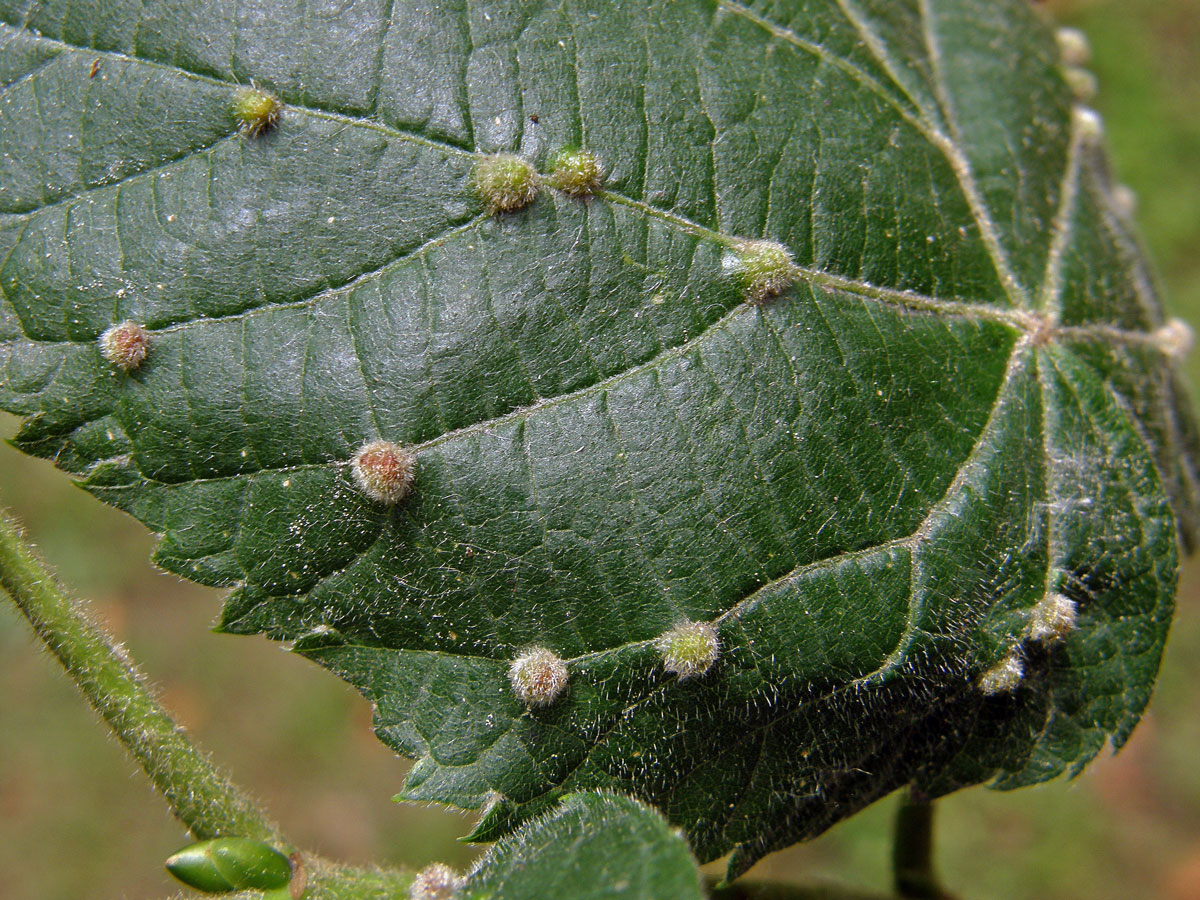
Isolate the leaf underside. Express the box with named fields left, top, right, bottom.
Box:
left=2, top=0, right=1197, bottom=878
left=466, top=791, right=704, bottom=900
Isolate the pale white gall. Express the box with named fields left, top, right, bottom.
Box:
left=409, top=863, right=464, bottom=900
left=1112, top=184, right=1138, bottom=220
left=1154, top=318, right=1195, bottom=361
left=1028, top=593, right=1078, bottom=643
left=979, top=652, right=1024, bottom=695
left=1063, top=66, right=1098, bottom=103
left=99, top=320, right=150, bottom=372
left=1055, top=27, right=1092, bottom=67
left=351, top=440, right=416, bottom=505
left=508, top=647, right=569, bottom=707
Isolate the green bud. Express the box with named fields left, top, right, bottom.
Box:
left=165, top=837, right=292, bottom=893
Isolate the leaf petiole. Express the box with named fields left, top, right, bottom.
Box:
left=0, top=503, right=284, bottom=847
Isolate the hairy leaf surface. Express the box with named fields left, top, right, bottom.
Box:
left=1, top=0, right=1197, bottom=877
left=466, top=791, right=704, bottom=900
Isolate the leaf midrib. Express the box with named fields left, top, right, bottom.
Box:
left=1, top=0, right=1168, bottom=701
left=5, top=5, right=1023, bottom=309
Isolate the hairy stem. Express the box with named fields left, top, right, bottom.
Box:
left=0, top=504, right=285, bottom=847
left=892, top=790, right=954, bottom=900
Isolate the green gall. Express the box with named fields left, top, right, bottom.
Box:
left=548, top=148, right=605, bottom=197
left=1028, top=593, right=1078, bottom=643
left=409, top=862, right=464, bottom=900
left=233, top=86, right=281, bottom=136
left=658, top=621, right=720, bottom=680
left=99, top=320, right=150, bottom=372
left=1055, top=27, right=1091, bottom=67
left=165, top=837, right=292, bottom=893
left=731, top=238, right=795, bottom=304
left=351, top=439, right=416, bottom=505
left=474, top=153, right=540, bottom=214
left=978, top=652, right=1023, bottom=695
left=509, top=647, right=569, bottom=706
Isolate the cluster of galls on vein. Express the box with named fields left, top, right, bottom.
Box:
left=979, top=592, right=1079, bottom=695
left=95, top=89, right=762, bottom=717
left=95, top=75, right=1103, bottom=727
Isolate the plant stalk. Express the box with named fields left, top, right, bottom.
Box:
left=0, top=503, right=285, bottom=847
left=892, top=789, right=954, bottom=900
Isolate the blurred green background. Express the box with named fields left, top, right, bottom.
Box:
left=2, top=1, right=1199, bottom=897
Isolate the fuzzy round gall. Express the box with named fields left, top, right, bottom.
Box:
left=233, top=86, right=281, bottom=136
left=1028, top=592, right=1078, bottom=643
left=474, top=153, right=540, bottom=214
left=658, top=621, right=720, bottom=680
left=1075, top=106, right=1104, bottom=142
left=979, top=652, right=1024, bottom=695
left=508, top=647, right=569, bottom=707
left=1063, top=66, right=1098, bottom=103
left=732, top=239, right=795, bottom=304
left=1154, top=318, right=1195, bottom=361
left=99, top=320, right=151, bottom=372
left=1112, top=184, right=1138, bottom=220
left=409, top=863, right=464, bottom=900
left=548, top=148, right=605, bottom=197
left=1055, top=27, right=1092, bottom=67
left=351, top=440, right=416, bottom=505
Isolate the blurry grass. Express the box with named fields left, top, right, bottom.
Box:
left=0, top=417, right=484, bottom=900
left=3, top=0, right=1200, bottom=898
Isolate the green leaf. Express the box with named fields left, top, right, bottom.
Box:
left=465, top=791, right=704, bottom=900
left=1, top=0, right=1197, bottom=879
